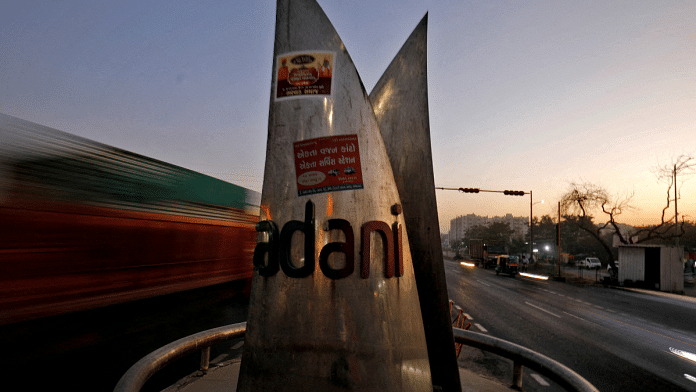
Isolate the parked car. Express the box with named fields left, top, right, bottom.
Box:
left=578, top=257, right=601, bottom=269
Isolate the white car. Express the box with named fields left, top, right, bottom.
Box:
left=579, top=257, right=601, bottom=269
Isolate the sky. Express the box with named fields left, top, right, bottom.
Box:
left=1, top=0, right=694, bottom=233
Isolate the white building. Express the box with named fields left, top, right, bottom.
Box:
left=449, top=213, right=528, bottom=246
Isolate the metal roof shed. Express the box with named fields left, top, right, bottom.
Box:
left=618, top=245, right=684, bottom=293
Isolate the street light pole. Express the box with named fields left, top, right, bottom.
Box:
left=530, top=190, right=533, bottom=263
left=558, top=201, right=561, bottom=278
left=674, top=163, right=679, bottom=247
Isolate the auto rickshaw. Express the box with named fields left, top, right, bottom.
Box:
left=495, top=255, right=519, bottom=277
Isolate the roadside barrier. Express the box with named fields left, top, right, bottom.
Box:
left=114, top=322, right=598, bottom=392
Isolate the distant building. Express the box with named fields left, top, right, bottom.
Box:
left=449, top=213, right=528, bottom=246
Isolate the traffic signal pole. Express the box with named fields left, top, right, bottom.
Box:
left=435, top=186, right=530, bottom=261
left=530, top=190, right=533, bottom=265
left=435, top=187, right=525, bottom=196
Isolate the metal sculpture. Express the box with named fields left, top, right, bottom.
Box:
left=236, top=0, right=432, bottom=390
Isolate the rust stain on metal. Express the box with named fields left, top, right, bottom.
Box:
left=327, top=193, right=334, bottom=217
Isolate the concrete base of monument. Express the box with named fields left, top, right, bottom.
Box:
left=161, top=358, right=510, bottom=392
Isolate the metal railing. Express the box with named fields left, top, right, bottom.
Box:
left=114, top=322, right=598, bottom=392
left=114, top=322, right=247, bottom=392
left=453, top=328, right=598, bottom=392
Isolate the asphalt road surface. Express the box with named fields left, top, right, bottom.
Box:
left=447, top=259, right=696, bottom=392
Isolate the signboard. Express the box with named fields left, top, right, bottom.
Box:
left=293, top=134, right=363, bottom=196
left=276, top=52, right=334, bottom=99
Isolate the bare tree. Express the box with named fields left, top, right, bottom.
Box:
left=654, top=154, right=696, bottom=246
left=560, top=182, right=628, bottom=264
left=561, top=155, right=695, bottom=268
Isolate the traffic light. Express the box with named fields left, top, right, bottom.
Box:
left=458, top=187, right=480, bottom=193
left=503, top=190, right=525, bottom=196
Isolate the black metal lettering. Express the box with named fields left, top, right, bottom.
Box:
left=360, top=221, right=394, bottom=279
left=319, top=219, right=354, bottom=279
left=392, top=223, right=404, bottom=277
left=279, top=200, right=315, bottom=278
left=253, top=220, right=280, bottom=277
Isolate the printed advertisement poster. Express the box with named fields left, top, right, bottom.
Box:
left=276, top=52, right=334, bottom=99
left=294, top=135, right=363, bottom=196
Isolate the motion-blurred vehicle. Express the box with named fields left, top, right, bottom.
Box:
left=470, top=239, right=508, bottom=268
left=0, top=114, right=260, bottom=325
left=495, top=255, right=518, bottom=277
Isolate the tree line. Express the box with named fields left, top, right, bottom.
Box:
left=450, top=216, right=696, bottom=265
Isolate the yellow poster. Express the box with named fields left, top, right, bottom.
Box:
left=276, top=52, right=334, bottom=99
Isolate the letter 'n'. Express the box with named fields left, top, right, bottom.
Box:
left=360, top=221, right=394, bottom=278
left=392, top=223, right=404, bottom=277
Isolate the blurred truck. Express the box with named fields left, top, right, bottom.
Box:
left=469, top=239, right=509, bottom=269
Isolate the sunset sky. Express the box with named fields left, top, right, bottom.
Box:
left=2, top=1, right=694, bottom=233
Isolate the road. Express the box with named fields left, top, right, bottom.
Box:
left=446, top=259, right=696, bottom=392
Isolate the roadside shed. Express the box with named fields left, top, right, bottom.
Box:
left=618, top=245, right=683, bottom=293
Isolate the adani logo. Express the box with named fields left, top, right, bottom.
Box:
left=253, top=201, right=404, bottom=280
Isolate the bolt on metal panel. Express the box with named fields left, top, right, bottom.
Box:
left=236, top=0, right=432, bottom=391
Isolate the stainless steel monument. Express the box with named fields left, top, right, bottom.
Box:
left=237, top=0, right=432, bottom=390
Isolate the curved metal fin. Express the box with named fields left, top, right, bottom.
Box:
left=370, top=13, right=463, bottom=392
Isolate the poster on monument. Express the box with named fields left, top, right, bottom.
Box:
left=293, top=134, right=363, bottom=196
left=276, top=52, right=334, bottom=99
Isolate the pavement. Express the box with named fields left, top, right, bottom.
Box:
left=162, top=359, right=514, bottom=392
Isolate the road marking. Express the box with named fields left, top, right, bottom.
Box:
left=548, top=291, right=557, bottom=294
left=475, top=323, right=488, bottom=333
left=464, top=313, right=473, bottom=321
left=562, top=311, right=598, bottom=325
left=557, top=294, right=565, bottom=297
left=476, top=279, right=490, bottom=287
left=685, top=374, right=696, bottom=383
left=594, top=305, right=604, bottom=309
left=606, top=309, right=616, bottom=313
left=583, top=302, right=593, bottom=305
left=575, top=299, right=583, bottom=303
left=531, top=373, right=550, bottom=386
left=525, top=302, right=561, bottom=318
left=669, top=347, right=696, bottom=363
left=232, top=341, right=245, bottom=350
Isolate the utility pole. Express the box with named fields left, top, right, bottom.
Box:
left=674, top=163, right=679, bottom=247
left=530, top=190, right=534, bottom=264
left=558, top=201, right=561, bottom=278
